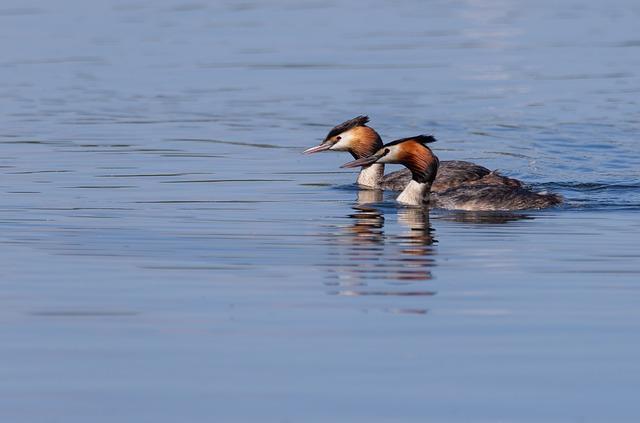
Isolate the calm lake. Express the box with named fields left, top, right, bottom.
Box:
left=1, top=0, right=640, bottom=422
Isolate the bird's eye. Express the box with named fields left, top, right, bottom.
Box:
left=336, top=136, right=341, bottom=141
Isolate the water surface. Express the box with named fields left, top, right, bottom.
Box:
left=1, top=1, right=640, bottom=422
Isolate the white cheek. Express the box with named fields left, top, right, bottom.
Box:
left=329, top=132, right=354, bottom=151
left=377, top=147, right=400, bottom=163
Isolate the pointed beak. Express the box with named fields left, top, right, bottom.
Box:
left=303, top=141, right=333, bottom=154
left=340, top=149, right=388, bottom=168
left=340, top=155, right=380, bottom=168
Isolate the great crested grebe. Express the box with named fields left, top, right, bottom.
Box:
left=303, top=116, right=520, bottom=192
left=341, top=136, right=562, bottom=210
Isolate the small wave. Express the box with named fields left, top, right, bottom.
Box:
left=564, top=201, right=640, bottom=211
left=535, top=181, right=640, bottom=210
left=539, top=182, right=640, bottom=191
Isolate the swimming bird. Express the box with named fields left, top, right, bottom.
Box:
left=341, top=135, right=439, bottom=206
left=341, top=136, right=562, bottom=210
left=304, top=115, right=520, bottom=192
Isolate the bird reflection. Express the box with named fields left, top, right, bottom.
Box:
left=343, top=190, right=385, bottom=246
left=437, top=210, right=534, bottom=224
left=323, top=189, right=437, bottom=304
left=392, top=208, right=437, bottom=281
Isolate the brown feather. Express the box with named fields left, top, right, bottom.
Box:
left=349, top=126, right=383, bottom=159
left=398, top=140, right=439, bottom=185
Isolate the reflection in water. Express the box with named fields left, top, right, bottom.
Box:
left=393, top=208, right=437, bottom=281
left=323, top=190, right=437, bottom=307
left=344, top=190, right=385, bottom=246
left=437, top=210, right=534, bottom=224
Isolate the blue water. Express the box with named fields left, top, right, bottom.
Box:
left=1, top=1, right=640, bottom=422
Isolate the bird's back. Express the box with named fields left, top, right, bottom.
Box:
left=431, top=184, right=562, bottom=211
left=380, top=160, right=518, bottom=193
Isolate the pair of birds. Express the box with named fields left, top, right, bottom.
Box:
left=303, top=116, right=561, bottom=211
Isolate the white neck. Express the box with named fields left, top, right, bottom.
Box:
left=396, top=180, right=430, bottom=206
left=356, top=163, right=384, bottom=188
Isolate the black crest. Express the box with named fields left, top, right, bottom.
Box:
left=385, top=134, right=436, bottom=147
left=325, top=115, right=370, bottom=140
